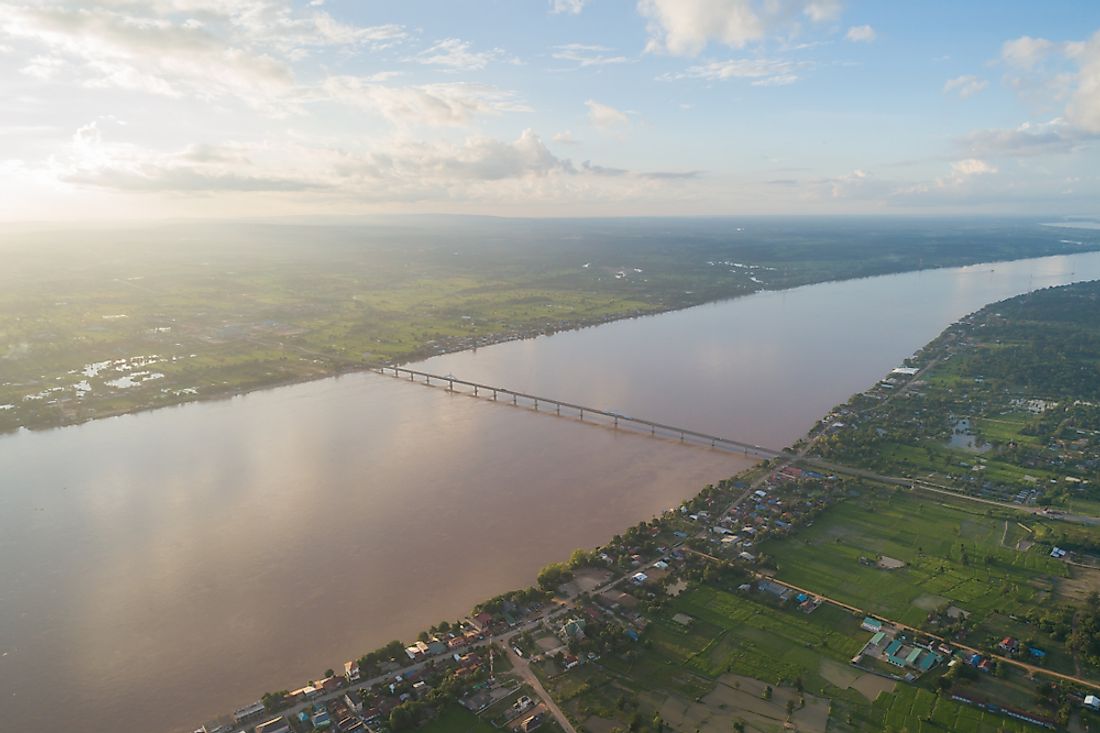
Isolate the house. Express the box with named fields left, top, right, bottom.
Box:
left=470, top=612, right=495, bottom=632
left=631, top=572, right=649, bottom=584
left=1051, top=547, right=1068, bottom=559
left=1085, top=694, right=1100, bottom=711
left=255, top=717, right=292, bottom=733
left=314, top=675, right=343, bottom=693
left=558, top=618, right=587, bottom=642
left=311, top=706, right=332, bottom=730
left=344, top=660, right=360, bottom=684
left=861, top=617, right=883, bottom=633
left=998, top=637, right=1020, bottom=654
left=232, top=701, right=267, bottom=724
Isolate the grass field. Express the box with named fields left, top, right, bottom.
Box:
left=567, top=583, right=1058, bottom=732
left=417, top=703, right=499, bottom=733
left=762, top=487, right=1066, bottom=627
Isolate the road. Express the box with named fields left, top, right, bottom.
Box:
left=504, top=646, right=579, bottom=733
left=680, top=546, right=1100, bottom=693
left=225, top=563, right=647, bottom=733
left=759, top=573, right=1100, bottom=692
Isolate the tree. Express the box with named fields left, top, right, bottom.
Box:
left=389, top=704, right=414, bottom=731
left=762, top=685, right=773, bottom=701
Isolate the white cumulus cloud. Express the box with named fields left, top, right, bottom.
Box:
left=637, top=0, right=843, bottom=56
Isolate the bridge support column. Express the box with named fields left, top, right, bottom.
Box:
left=680, top=432, right=685, bottom=442
left=651, top=425, right=655, bottom=436
left=492, top=390, right=497, bottom=400
left=579, top=409, right=583, bottom=420
left=448, top=380, right=453, bottom=392
left=534, top=399, right=538, bottom=411
left=474, top=386, right=478, bottom=396
left=512, top=394, right=517, bottom=405
left=555, top=404, right=560, bottom=415
left=614, top=416, right=619, bottom=428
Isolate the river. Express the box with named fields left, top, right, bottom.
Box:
left=2, top=252, right=1099, bottom=733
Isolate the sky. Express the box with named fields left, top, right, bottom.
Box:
left=0, top=0, right=1098, bottom=221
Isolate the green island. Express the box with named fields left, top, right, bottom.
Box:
left=4, top=217, right=1098, bottom=434
left=206, top=281, right=1100, bottom=733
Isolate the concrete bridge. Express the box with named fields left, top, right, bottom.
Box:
left=374, top=366, right=785, bottom=460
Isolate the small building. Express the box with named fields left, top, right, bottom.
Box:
left=1084, top=694, right=1100, bottom=711
left=255, top=717, right=292, bottom=733
left=998, top=637, right=1020, bottom=654
left=231, top=701, right=267, bottom=724
left=631, top=572, right=649, bottom=584
left=672, top=613, right=694, bottom=627
left=861, top=617, right=883, bottom=633
left=344, top=660, right=360, bottom=684
left=558, top=617, right=587, bottom=642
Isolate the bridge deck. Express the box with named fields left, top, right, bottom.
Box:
left=375, top=366, right=784, bottom=459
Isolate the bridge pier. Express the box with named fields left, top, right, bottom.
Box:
left=474, top=386, right=478, bottom=396
left=614, top=416, right=619, bottom=428
left=512, top=394, right=517, bottom=405
left=534, top=399, right=538, bottom=411
left=492, top=390, right=497, bottom=400
left=579, top=408, right=584, bottom=420
left=556, top=404, right=560, bottom=415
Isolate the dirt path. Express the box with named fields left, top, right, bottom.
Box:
left=505, top=647, right=578, bottom=733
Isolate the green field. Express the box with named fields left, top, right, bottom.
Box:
left=570, top=584, right=1057, bottom=732
left=762, top=487, right=1066, bottom=627
left=417, top=703, right=498, bottom=733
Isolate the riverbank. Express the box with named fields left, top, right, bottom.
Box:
left=5, top=217, right=1099, bottom=435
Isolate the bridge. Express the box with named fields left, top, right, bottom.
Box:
left=373, top=366, right=786, bottom=460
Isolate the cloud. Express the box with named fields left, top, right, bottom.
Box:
left=943, top=74, right=987, bottom=99
left=413, top=38, right=513, bottom=71
left=322, top=78, right=530, bottom=126
left=552, top=43, right=630, bottom=67
left=50, top=124, right=706, bottom=212
left=658, top=57, right=805, bottom=86
left=949, top=158, right=997, bottom=178
left=0, top=2, right=298, bottom=109
left=637, top=0, right=844, bottom=56
left=586, top=99, right=629, bottom=129
left=1001, top=35, right=1055, bottom=69
left=845, top=25, right=875, bottom=43
left=1067, top=31, right=1100, bottom=133
left=553, top=130, right=581, bottom=145
left=960, top=117, right=1099, bottom=157
left=549, top=0, right=590, bottom=14
left=641, top=170, right=702, bottom=179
